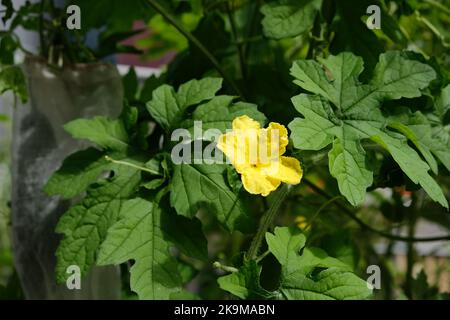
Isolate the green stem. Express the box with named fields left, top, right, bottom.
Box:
left=213, top=261, right=238, bottom=273
left=226, top=3, right=247, bottom=83
left=246, top=184, right=291, bottom=260
left=303, top=195, right=342, bottom=232
left=38, top=0, right=46, bottom=57
left=104, top=156, right=161, bottom=175
left=303, top=178, right=450, bottom=242
left=145, top=0, right=242, bottom=97
left=423, top=0, right=450, bottom=15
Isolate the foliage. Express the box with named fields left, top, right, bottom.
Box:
left=1, top=0, right=450, bottom=300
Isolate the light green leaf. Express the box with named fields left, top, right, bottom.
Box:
left=388, top=112, right=438, bottom=174
left=266, top=227, right=350, bottom=276
left=0, top=65, right=28, bottom=103
left=218, top=260, right=274, bottom=299
left=328, top=128, right=373, bottom=206
left=281, top=267, right=372, bottom=300
left=97, top=198, right=181, bottom=299
left=288, top=52, right=447, bottom=207
left=261, top=0, right=323, bottom=39
left=349, top=120, right=448, bottom=207
left=141, top=178, right=165, bottom=190
left=177, top=77, right=223, bottom=108
left=64, top=116, right=129, bottom=152
left=170, top=291, right=199, bottom=300
left=370, top=52, right=437, bottom=101
left=146, top=78, right=222, bottom=131
left=184, top=95, right=266, bottom=134
left=436, top=85, right=450, bottom=119
left=288, top=95, right=335, bottom=150
left=266, top=227, right=370, bottom=300
left=170, top=163, right=249, bottom=231
left=265, top=227, right=306, bottom=270
left=55, top=166, right=140, bottom=283
left=44, top=148, right=113, bottom=199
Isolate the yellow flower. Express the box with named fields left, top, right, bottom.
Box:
left=295, top=216, right=310, bottom=231
left=217, top=115, right=302, bottom=196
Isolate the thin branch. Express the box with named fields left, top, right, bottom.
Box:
left=246, top=184, right=291, bottom=260
left=213, top=261, right=238, bottom=273
left=104, top=156, right=161, bottom=175
left=38, top=0, right=46, bottom=57
left=226, top=3, right=247, bottom=82
left=145, top=0, right=242, bottom=97
left=303, top=195, right=342, bottom=231
left=423, top=0, right=450, bottom=15
left=303, top=178, right=450, bottom=242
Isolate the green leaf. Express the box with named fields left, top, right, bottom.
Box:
left=0, top=0, right=14, bottom=25
left=0, top=65, right=28, bottom=103
left=436, top=85, right=450, bottom=119
left=120, top=103, right=138, bottom=131
left=141, top=178, right=165, bottom=190
left=64, top=116, right=129, bottom=152
left=266, top=227, right=371, bottom=300
left=0, top=34, right=18, bottom=65
left=388, top=88, right=450, bottom=174
left=328, top=128, right=373, bottom=206
left=44, top=148, right=113, bottom=199
left=162, top=211, right=208, bottom=261
left=146, top=78, right=222, bottom=131
left=388, top=112, right=439, bottom=174
left=218, top=260, right=274, bottom=299
left=280, top=267, right=372, bottom=300
left=170, top=163, right=249, bottom=231
left=330, top=0, right=383, bottom=71
left=122, top=67, right=138, bottom=102
left=170, top=291, right=199, bottom=300
left=265, top=227, right=306, bottom=270
left=370, top=52, right=437, bottom=101
left=288, top=52, right=447, bottom=207
left=266, top=227, right=350, bottom=276
left=183, top=95, right=267, bottom=134
left=261, top=0, right=323, bottom=39
left=97, top=198, right=181, bottom=299
left=55, top=166, right=140, bottom=283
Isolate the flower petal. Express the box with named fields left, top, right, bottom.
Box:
left=265, top=156, right=302, bottom=185
left=232, top=115, right=261, bottom=130
left=218, top=126, right=258, bottom=172
left=266, top=122, right=289, bottom=156
left=241, top=170, right=281, bottom=197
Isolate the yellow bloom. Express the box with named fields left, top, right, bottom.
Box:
left=295, top=216, right=310, bottom=231
left=217, top=115, right=303, bottom=196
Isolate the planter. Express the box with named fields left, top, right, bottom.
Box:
left=11, top=56, right=123, bottom=299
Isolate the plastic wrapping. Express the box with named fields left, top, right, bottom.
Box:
left=11, top=56, right=123, bottom=299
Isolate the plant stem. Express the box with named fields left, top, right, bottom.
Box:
left=145, top=0, right=242, bottom=97
left=38, top=0, right=46, bottom=57
left=226, top=3, right=247, bottom=83
left=405, top=215, right=416, bottom=298
left=423, top=0, right=450, bottom=15
left=104, top=156, right=161, bottom=175
left=303, top=178, right=450, bottom=242
left=303, top=195, right=342, bottom=232
left=213, top=261, right=238, bottom=273
left=246, top=184, right=291, bottom=260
